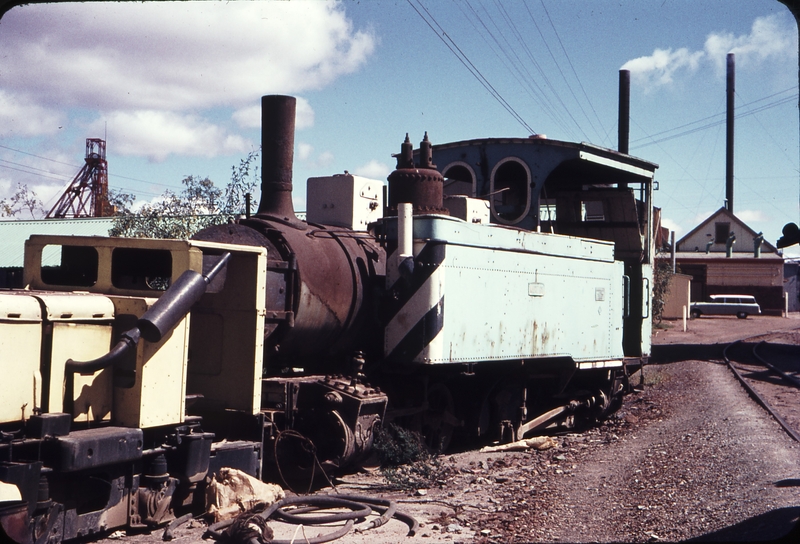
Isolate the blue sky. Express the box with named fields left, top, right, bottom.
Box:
left=0, top=1, right=798, bottom=253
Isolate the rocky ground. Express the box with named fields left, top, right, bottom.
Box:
left=103, top=315, right=800, bottom=543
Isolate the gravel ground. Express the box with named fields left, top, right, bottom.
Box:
left=98, top=315, right=800, bottom=543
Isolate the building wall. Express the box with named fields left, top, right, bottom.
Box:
left=705, top=261, right=783, bottom=287
left=785, top=262, right=799, bottom=312
left=676, top=208, right=776, bottom=256
left=676, top=257, right=785, bottom=315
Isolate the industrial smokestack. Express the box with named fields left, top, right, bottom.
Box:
left=258, top=95, right=299, bottom=222
left=618, top=69, right=630, bottom=155
left=726, top=53, right=735, bottom=213
left=618, top=69, right=631, bottom=190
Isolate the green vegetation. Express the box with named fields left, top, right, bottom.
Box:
left=652, top=256, right=675, bottom=325
left=110, top=148, right=260, bottom=239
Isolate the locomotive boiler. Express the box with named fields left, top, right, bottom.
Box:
left=0, top=94, right=657, bottom=543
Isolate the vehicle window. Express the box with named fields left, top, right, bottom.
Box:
left=40, top=244, right=98, bottom=287
left=491, top=159, right=529, bottom=222
left=112, top=247, right=172, bottom=290
left=442, top=163, right=475, bottom=197
left=581, top=200, right=605, bottom=222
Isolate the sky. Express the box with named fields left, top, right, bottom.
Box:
left=0, top=0, right=798, bottom=254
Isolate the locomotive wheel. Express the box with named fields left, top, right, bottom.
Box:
left=420, top=383, right=457, bottom=452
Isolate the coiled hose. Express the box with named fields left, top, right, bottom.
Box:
left=203, top=493, right=418, bottom=544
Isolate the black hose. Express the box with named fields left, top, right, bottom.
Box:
left=343, top=494, right=418, bottom=536
left=272, top=496, right=371, bottom=525
left=161, top=512, right=193, bottom=541
left=271, top=520, right=354, bottom=544
left=63, top=252, right=231, bottom=374
left=65, top=328, right=139, bottom=375
left=205, top=493, right=419, bottom=543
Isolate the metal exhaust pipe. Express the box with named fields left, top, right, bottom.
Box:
left=618, top=69, right=630, bottom=155
left=726, top=53, right=735, bottom=213
left=257, top=95, right=300, bottom=223
left=618, top=69, right=630, bottom=190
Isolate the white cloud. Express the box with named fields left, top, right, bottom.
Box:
left=693, top=210, right=717, bottom=224
left=232, top=97, right=315, bottom=130
left=0, top=90, right=63, bottom=137
left=0, top=147, right=78, bottom=203
left=317, top=151, right=335, bottom=169
left=0, top=2, right=375, bottom=112
left=92, top=110, right=250, bottom=162
left=296, top=143, right=314, bottom=161
left=660, top=217, right=683, bottom=240
left=621, top=13, right=795, bottom=92
left=296, top=146, right=335, bottom=170
left=294, top=99, right=316, bottom=130
left=353, top=160, right=391, bottom=180
left=0, top=176, right=64, bottom=216
left=735, top=209, right=769, bottom=224
left=0, top=1, right=371, bottom=159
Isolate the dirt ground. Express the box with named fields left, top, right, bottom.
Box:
left=100, top=313, right=800, bottom=543
left=652, top=313, right=800, bottom=345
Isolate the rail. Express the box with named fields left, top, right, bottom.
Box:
left=722, top=340, right=800, bottom=443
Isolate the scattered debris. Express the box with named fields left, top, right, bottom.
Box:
left=205, top=468, right=285, bottom=522
left=479, top=436, right=558, bottom=453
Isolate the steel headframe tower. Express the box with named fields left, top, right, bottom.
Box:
left=47, top=138, right=110, bottom=218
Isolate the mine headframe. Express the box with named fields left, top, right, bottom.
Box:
left=46, top=138, right=110, bottom=218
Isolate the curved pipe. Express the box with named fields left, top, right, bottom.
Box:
left=65, top=252, right=231, bottom=374
left=65, top=328, right=140, bottom=376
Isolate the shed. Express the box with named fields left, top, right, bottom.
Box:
left=0, top=218, right=114, bottom=287
left=662, top=273, right=692, bottom=320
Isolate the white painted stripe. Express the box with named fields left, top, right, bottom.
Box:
left=579, top=150, right=655, bottom=179
left=578, top=360, right=623, bottom=370
left=417, top=327, right=444, bottom=363
left=384, top=263, right=445, bottom=356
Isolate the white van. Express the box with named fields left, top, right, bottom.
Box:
left=690, top=294, right=761, bottom=319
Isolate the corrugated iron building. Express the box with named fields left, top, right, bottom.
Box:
left=0, top=218, right=115, bottom=287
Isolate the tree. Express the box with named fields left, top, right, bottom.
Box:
left=110, top=148, right=260, bottom=239
left=652, top=256, right=675, bottom=325
left=0, top=183, right=46, bottom=219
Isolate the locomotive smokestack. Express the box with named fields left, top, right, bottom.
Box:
left=258, top=95, right=299, bottom=222
left=726, top=53, right=735, bottom=213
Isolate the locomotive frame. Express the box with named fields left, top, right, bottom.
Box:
left=0, top=95, right=657, bottom=543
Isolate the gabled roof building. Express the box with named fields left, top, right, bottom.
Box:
left=675, top=207, right=785, bottom=315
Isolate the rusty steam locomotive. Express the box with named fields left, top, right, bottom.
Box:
left=0, top=95, right=657, bottom=542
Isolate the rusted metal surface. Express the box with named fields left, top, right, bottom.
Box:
left=195, top=217, right=385, bottom=367
left=387, top=134, right=449, bottom=216
left=257, top=95, right=302, bottom=226
left=0, top=503, right=32, bottom=544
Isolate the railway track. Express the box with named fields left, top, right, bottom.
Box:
left=723, top=331, right=800, bottom=444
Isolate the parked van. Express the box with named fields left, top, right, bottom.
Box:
left=690, top=294, right=761, bottom=319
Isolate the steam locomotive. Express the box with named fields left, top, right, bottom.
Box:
left=0, top=95, right=657, bottom=542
